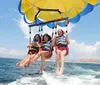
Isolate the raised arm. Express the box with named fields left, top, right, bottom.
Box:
left=65, top=35, right=70, bottom=45
left=36, top=42, right=42, bottom=48
left=51, top=33, right=56, bottom=46
left=27, top=42, right=36, bottom=48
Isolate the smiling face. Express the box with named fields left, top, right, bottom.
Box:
left=58, top=29, right=64, bottom=36
left=35, top=35, right=40, bottom=41
left=42, top=34, right=51, bottom=42
left=44, top=35, right=49, bottom=42
left=34, top=34, right=41, bottom=42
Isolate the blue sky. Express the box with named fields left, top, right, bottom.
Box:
left=0, top=0, right=100, bottom=59
left=0, top=0, right=27, bottom=50
left=69, top=4, right=100, bottom=44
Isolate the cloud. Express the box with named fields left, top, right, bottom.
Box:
left=14, top=9, right=19, bottom=13
left=18, top=16, right=29, bottom=39
left=68, top=40, right=100, bottom=61
left=17, top=16, right=75, bottom=39
left=67, top=23, right=75, bottom=33
left=0, top=47, right=26, bottom=59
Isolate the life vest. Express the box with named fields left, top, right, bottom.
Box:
left=29, top=42, right=39, bottom=51
left=42, top=40, right=51, bottom=50
left=56, top=35, right=67, bottom=46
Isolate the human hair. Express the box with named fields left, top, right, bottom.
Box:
left=33, top=34, right=41, bottom=43
left=42, top=33, right=51, bottom=41
left=58, top=29, right=64, bottom=36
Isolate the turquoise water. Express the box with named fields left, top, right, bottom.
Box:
left=0, top=58, right=100, bottom=85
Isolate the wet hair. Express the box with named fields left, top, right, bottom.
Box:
left=33, top=34, right=41, bottom=43
left=58, top=29, right=64, bottom=36
left=42, top=33, right=51, bottom=41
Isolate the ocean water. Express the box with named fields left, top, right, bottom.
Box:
left=0, top=58, right=100, bottom=85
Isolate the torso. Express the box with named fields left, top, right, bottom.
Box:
left=29, top=42, right=39, bottom=51
left=56, top=35, right=67, bottom=47
left=42, top=40, right=51, bottom=51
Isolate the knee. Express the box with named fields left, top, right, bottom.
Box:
left=61, top=53, right=65, bottom=58
left=38, top=51, right=42, bottom=55
left=56, top=50, right=61, bottom=55
left=61, top=54, right=65, bottom=57
left=61, top=51, right=66, bottom=56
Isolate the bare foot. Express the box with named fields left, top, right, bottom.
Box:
left=17, top=63, right=25, bottom=68
left=58, top=71, right=63, bottom=75
left=39, top=70, right=44, bottom=74
left=56, top=72, right=58, bottom=75
left=16, top=63, right=20, bottom=66
left=56, top=70, right=59, bottom=75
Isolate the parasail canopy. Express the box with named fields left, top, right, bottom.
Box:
left=18, top=0, right=98, bottom=28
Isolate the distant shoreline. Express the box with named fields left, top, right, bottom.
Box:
left=65, top=61, right=100, bottom=64
left=0, top=57, right=100, bottom=64
left=45, top=59, right=100, bottom=64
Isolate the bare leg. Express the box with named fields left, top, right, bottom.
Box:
left=16, top=55, right=30, bottom=66
left=27, top=54, right=36, bottom=67
left=30, top=50, right=48, bottom=63
left=18, top=54, right=36, bottom=67
left=16, top=55, right=31, bottom=67
left=39, top=51, right=50, bottom=73
left=56, top=50, right=61, bottom=74
left=40, top=56, right=45, bottom=73
left=30, top=53, right=40, bottom=63
left=59, top=50, right=66, bottom=75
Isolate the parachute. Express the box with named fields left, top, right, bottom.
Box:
left=18, top=0, right=99, bottom=28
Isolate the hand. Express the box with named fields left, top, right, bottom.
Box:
left=27, top=44, right=32, bottom=48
